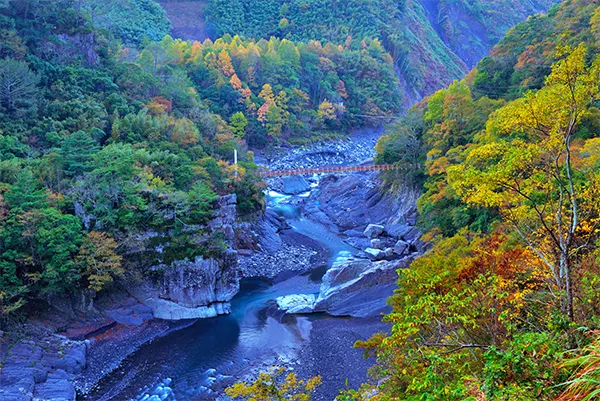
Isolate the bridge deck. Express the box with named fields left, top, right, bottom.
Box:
left=260, top=164, right=413, bottom=178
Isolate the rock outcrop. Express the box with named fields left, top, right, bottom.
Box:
left=281, top=175, right=311, bottom=195
left=278, top=256, right=414, bottom=318
left=123, top=194, right=241, bottom=320
left=127, top=250, right=239, bottom=320
left=0, top=336, right=86, bottom=401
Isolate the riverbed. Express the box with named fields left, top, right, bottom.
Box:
left=83, top=190, right=388, bottom=401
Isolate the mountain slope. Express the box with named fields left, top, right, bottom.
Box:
left=201, top=0, right=560, bottom=100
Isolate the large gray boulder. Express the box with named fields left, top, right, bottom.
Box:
left=370, top=238, right=384, bottom=249
left=312, top=257, right=414, bottom=317
left=281, top=175, right=311, bottom=195
left=364, top=224, right=384, bottom=238
left=276, top=294, right=316, bottom=314
left=384, top=224, right=413, bottom=239
left=364, top=248, right=386, bottom=260
left=393, top=240, right=409, bottom=256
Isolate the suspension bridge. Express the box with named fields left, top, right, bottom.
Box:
left=259, top=163, right=416, bottom=178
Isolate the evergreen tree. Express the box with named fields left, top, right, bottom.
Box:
left=59, top=131, right=99, bottom=178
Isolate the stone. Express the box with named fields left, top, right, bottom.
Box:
left=33, top=370, right=75, bottom=401
left=370, top=238, right=384, bottom=249
left=393, top=240, right=409, bottom=255
left=404, top=227, right=422, bottom=243
left=384, top=224, right=413, bottom=239
left=276, top=294, right=316, bottom=314
left=383, top=248, right=394, bottom=258
left=343, top=230, right=365, bottom=238
left=312, top=257, right=414, bottom=317
left=281, top=175, right=311, bottom=195
left=364, top=224, right=384, bottom=238
left=364, top=248, right=385, bottom=260
left=345, top=237, right=371, bottom=250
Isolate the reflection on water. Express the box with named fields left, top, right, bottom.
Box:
left=87, top=189, right=355, bottom=401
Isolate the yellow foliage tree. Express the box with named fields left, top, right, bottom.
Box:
left=218, top=49, right=235, bottom=77
left=77, top=232, right=123, bottom=292
left=225, top=369, right=322, bottom=401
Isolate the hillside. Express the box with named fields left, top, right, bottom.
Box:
left=202, top=0, right=560, bottom=100
left=367, top=0, right=600, bottom=399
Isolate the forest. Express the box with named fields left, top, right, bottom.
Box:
left=370, top=0, right=600, bottom=399
left=0, top=0, right=268, bottom=316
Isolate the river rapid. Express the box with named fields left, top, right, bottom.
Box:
left=85, top=187, right=384, bottom=401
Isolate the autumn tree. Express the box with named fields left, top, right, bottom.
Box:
left=449, top=44, right=600, bottom=320
left=77, top=232, right=123, bottom=292
left=218, top=49, right=235, bottom=77
left=226, top=369, right=322, bottom=401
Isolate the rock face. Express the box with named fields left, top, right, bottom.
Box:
left=127, top=250, right=239, bottom=320
left=0, top=337, right=86, bottom=401
left=313, top=257, right=414, bottom=317
left=281, top=175, right=311, bottom=195
left=303, top=172, right=421, bottom=233
left=124, top=194, right=241, bottom=320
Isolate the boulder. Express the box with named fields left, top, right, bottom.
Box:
left=370, top=239, right=384, bottom=249
left=384, top=224, right=413, bottom=239
left=364, top=248, right=385, bottom=260
left=313, top=257, right=414, bottom=317
left=344, top=229, right=365, bottom=238
left=404, top=227, right=422, bottom=243
left=281, top=176, right=311, bottom=195
left=393, top=240, right=409, bottom=255
left=345, top=237, right=371, bottom=250
left=383, top=248, right=394, bottom=258
left=276, top=294, right=316, bottom=314
left=364, top=224, right=384, bottom=238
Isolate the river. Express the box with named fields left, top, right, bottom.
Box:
left=85, top=190, right=369, bottom=401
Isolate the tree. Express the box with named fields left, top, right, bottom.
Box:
left=449, top=45, right=600, bottom=320
left=0, top=59, right=40, bottom=117
left=259, top=83, right=276, bottom=104
left=218, top=49, right=235, bottom=77
left=317, top=99, right=337, bottom=122
left=4, top=169, right=48, bottom=212
left=184, top=181, right=217, bottom=225
left=77, top=232, right=123, bottom=292
left=225, top=369, right=322, bottom=401
left=230, top=112, right=248, bottom=139
left=58, top=131, right=99, bottom=178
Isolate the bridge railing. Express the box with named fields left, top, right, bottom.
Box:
left=259, top=163, right=418, bottom=178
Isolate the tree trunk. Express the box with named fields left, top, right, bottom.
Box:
left=564, top=253, right=574, bottom=321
